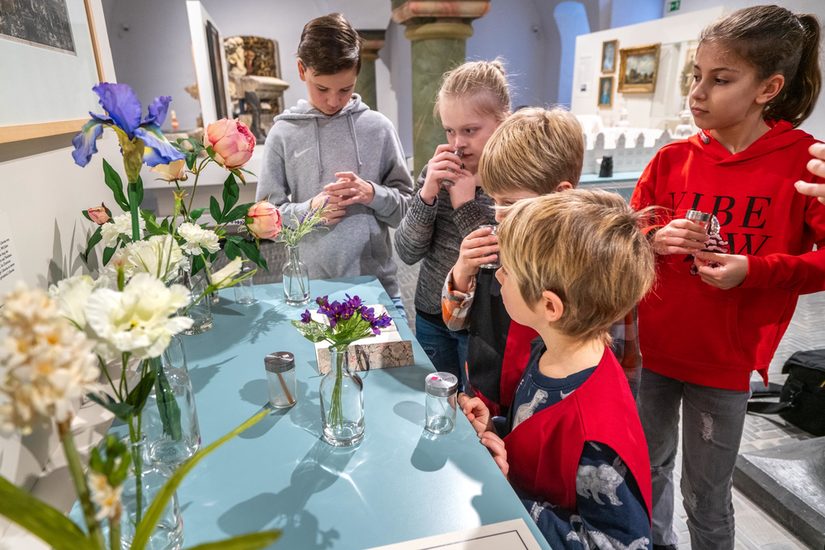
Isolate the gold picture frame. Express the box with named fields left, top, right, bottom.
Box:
left=601, top=40, right=618, bottom=74
left=0, top=0, right=105, bottom=144
left=598, top=76, right=614, bottom=108
left=618, top=44, right=661, bottom=94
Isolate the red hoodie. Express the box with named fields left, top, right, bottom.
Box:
left=631, top=121, right=825, bottom=391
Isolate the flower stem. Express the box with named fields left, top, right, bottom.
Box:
left=329, top=349, right=345, bottom=428
left=128, top=419, right=144, bottom=526
left=57, top=420, right=105, bottom=549
left=127, top=181, right=141, bottom=242
left=109, top=509, right=121, bottom=550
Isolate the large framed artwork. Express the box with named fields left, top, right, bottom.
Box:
left=618, top=44, right=661, bottom=94
left=186, top=1, right=232, bottom=127
left=601, top=40, right=618, bottom=74
left=0, top=0, right=105, bottom=143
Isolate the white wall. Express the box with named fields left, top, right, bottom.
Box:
left=570, top=7, right=723, bottom=128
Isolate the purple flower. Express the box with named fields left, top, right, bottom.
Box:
left=300, top=310, right=312, bottom=324
left=71, top=83, right=184, bottom=175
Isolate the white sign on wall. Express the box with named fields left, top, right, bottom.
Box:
left=0, top=213, right=22, bottom=304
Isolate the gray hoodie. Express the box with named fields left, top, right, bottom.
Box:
left=256, top=94, right=413, bottom=297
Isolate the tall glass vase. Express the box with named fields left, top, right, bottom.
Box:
left=144, top=336, right=201, bottom=467
left=319, top=346, right=364, bottom=447
left=181, top=270, right=213, bottom=334
left=120, top=438, right=184, bottom=550
left=282, top=244, right=310, bottom=306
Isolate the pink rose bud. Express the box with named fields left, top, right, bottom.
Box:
left=86, top=204, right=111, bottom=225
left=151, top=159, right=187, bottom=181
left=246, top=201, right=282, bottom=240
left=205, top=119, right=255, bottom=169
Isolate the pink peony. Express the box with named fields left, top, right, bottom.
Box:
left=246, top=201, right=282, bottom=240
left=86, top=204, right=111, bottom=225
left=204, top=119, right=255, bottom=169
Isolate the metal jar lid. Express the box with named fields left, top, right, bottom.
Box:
left=265, top=351, right=295, bottom=374
left=425, top=372, right=458, bottom=397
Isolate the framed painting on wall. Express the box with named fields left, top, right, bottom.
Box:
left=601, top=40, right=618, bottom=74
left=186, top=0, right=232, bottom=127
left=0, top=0, right=105, bottom=143
left=618, top=44, right=661, bottom=94
left=598, top=76, right=614, bottom=108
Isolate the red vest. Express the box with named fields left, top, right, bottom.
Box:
left=503, top=347, right=652, bottom=518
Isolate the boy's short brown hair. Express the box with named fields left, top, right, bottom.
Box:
left=479, top=107, right=584, bottom=195
left=297, top=13, right=362, bottom=75
left=497, top=189, right=655, bottom=343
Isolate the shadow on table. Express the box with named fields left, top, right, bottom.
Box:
left=188, top=355, right=237, bottom=395
left=381, top=363, right=432, bottom=392
left=246, top=305, right=289, bottom=344
left=217, top=439, right=358, bottom=549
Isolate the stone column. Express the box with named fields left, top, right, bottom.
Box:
left=355, top=30, right=386, bottom=111
left=392, top=0, right=491, bottom=175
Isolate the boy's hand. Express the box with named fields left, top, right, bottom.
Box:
left=421, top=145, right=464, bottom=204
left=794, top=143, right=825, bottom=204
left=480, top=431, right=509, bottom=477
left=311, top=191, right=346, bottom=226
left=458, top=393, right=493, bottom=435
left=453, top=227, right=499, bottom=292
left=652, top=219, right=707, bottom=255
left=694, top=251, right=748, bottom=289
left=326, top=171, right=375, bottom=206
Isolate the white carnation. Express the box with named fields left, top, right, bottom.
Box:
left=120, top=235, right=185, bottom=283
left=85, top=273, right=193, bottom=361
left=49, top=274, right=95, bottom=328
left=100, top=214, right=145, bottom=247
left=178, top=222, right=221, bottom=255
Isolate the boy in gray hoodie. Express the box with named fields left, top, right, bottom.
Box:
left=256, top=13, right=413, bottom=308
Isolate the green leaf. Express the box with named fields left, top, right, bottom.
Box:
left=223, top=202, right=254, bottom=223
left=186, top=531, right=282, bottom=550
left=190, top=207, right=206, bottom=221
left=134, top=176, right=145, bottom=207
left=81, top=225, right=103, bottom=262
left=87, top=393, right=134, bottom=422
left=224, top=239, right=240, bottom=260
left=81, top=209, right=92, bottom=222
left=221, top=173, right=240, bottom=216
left=131, top=408, right=271, bottom=550
left=236, top=239, right=266, bottom=269
left=102, top=246, right=117, bottom=265
left=141, top=210, right=166, bottom=236
left=210, top=196, right=223, bottom=224
left=125, top=365, right=157, bottom=416
left=191, top=254, right=206, bottom=276
left=103, top=159, right=130, bottom=211
left=154, top=362, right=182, bottom=440
left=0, top=476, right=95, bottom=550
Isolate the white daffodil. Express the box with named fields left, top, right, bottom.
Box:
left=119, top=234, right=186, bottom=283
left=210, top=257, right=244, bottom=289
left=0, top=284, right=101, bottom=435
left=178, top=222, right=221, bottom=256
left=85, top=273, right=193, bottom=361
left=49, top=274, right=95, bottom=329
left=89, top=472, right=124, bottom=521
left=101, top=213, right=145, bottom=248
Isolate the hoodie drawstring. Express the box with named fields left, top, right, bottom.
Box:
left=347, top=112, right=364, bottom=171
left=314, top=118, right=323, bottom=176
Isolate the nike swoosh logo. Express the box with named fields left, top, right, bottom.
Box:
left=294, top=147, right=313, bottom=159
left=560, top=389, right=574, bottom=400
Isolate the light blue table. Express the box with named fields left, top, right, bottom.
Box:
left=177, top=276, right=549, bottom=549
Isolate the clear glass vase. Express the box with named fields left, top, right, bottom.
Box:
left=319, top=346, right=365, bottom=447
left=120, top=438, right=184, bottom=550
left=282, top=245, right=310, bottom=306
left=143, top=336, right=201, bottom=467
left=181, top=270, right=213, bottom=334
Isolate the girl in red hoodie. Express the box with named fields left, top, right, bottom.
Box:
left=630, top=6, right=825, bottom=550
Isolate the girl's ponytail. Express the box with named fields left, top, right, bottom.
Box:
left=769, top=14, right=822, bottom=127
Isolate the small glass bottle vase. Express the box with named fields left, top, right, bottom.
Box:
left=319, top=346, right=365, bottom=447
left=181, top=270, right=213, bottom=335
left=143, top=336, right=201, bottom=467
left=282, top=244, right=310, bottom=306
left=120, top=438, right=184, bottom=550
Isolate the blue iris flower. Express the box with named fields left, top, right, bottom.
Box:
left=71, top=83, right=184, bottom=181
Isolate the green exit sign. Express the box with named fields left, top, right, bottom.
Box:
left=668, top=0, right=681, bottom=12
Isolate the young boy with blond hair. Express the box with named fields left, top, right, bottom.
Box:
left=442, top=108, right=641, bottom=415
left=460, top=190, right=654, bottom=548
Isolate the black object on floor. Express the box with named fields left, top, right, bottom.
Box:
left=599, top=155, right=613, bottom=178
left=733, top=437, right=825, bottom=550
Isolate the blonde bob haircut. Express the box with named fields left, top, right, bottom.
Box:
left=497, top=189, right=655, bottom=343
left=479, top=107, right=584, bottom=196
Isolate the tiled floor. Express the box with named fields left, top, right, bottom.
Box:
left=392, top=235, right=825, bottom=550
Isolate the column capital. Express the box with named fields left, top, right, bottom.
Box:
left=391, top=1, right=491, bottom=25
left=357, top=29, right=386, bottom=61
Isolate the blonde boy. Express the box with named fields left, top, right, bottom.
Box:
left=460, top=190, right=654, bottom=547
left=442, top=108, right=641, bottom=414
